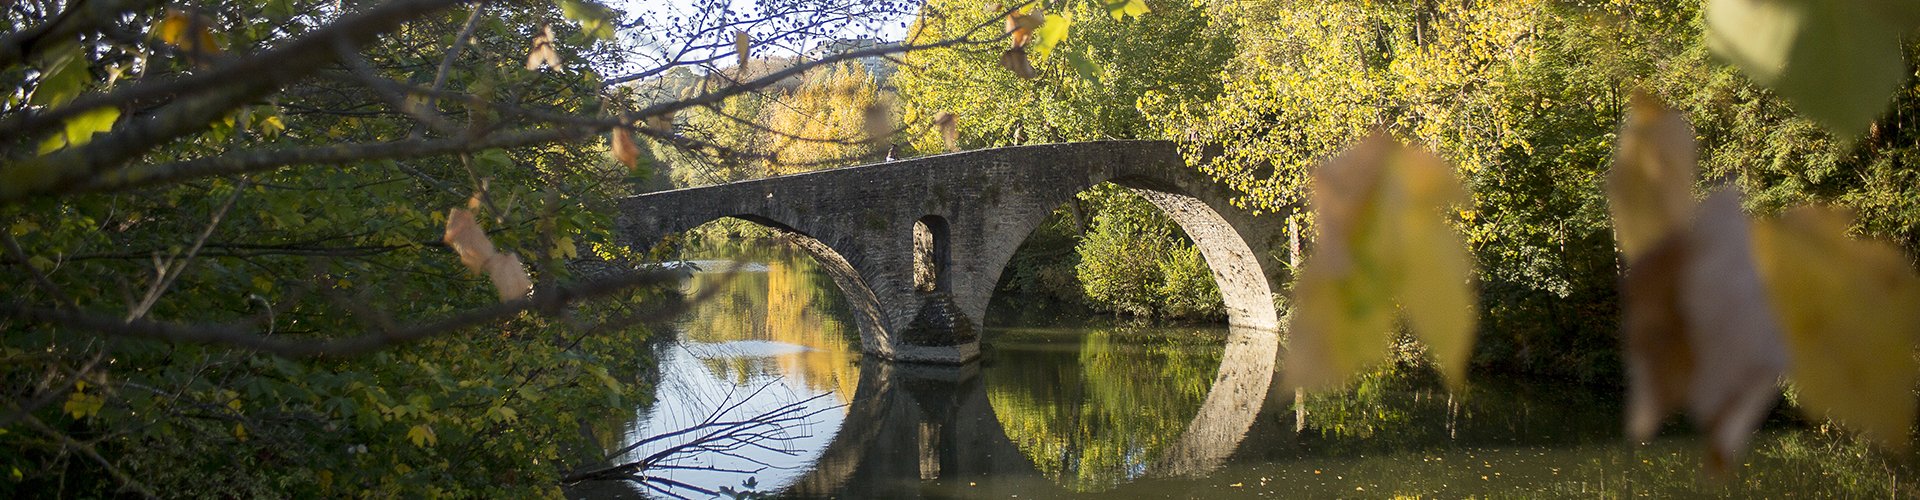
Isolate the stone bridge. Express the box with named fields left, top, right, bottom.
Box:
left=616, top=141, right=1295, bottom=364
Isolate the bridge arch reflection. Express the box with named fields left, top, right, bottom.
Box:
left=785, top=325, right=1277, bottom=496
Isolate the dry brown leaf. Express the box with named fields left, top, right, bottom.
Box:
left=525, top=25, right=562, bottom=71
left=1621, top=231, right=1695, bottom=442
left=933, top=111, right=959, bottom=152
left=444, top=207, right=533, bottom=302
left=1677, top=189, right=1785, bottom=476
left=611, top=127, right=639, bottom=169
left=1608, top=91, right=1700, bottom=259
left=645, top=113, right=673, bottom=134
left=1006, top=5, right=1045, bottom=48
left=735, top=30, right=751, bottom=70
left=863, top=102, right=893, bottom=150
left=999, top=47, right=1036, bottom=79
left=1752, top=206, right=1920, bottom=450
left=1621, top=188, right=1786, bottom=477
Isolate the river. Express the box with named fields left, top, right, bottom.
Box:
left=568, top=242, right=1916, bottom=498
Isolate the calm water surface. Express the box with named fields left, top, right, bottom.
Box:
left=569, top=243, right=1916, bottom=498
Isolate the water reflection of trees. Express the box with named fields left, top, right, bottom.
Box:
left=678, top=242, right=862, bottom=402
left=985, top=326, right=1226, bottom=492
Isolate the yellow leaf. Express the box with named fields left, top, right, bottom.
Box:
left=1288, top=132, right=1478, bottom=390
left=1607, top=92, right=1698, bottom=260
left=1388, top=145, right=1476, bottom=389
left=1752, top=206, right=1920, bottom=450
left=407, top=424, right=438, bottom=447
left=232, top=422, right=248, bottom=441
left=153, top=9, right=221, bottom=57
left=63, top=389, right=103, bottom=419
left=1030, top=13, right=1072, bottom=60
left=1108, top=0, right=1151, bottom=21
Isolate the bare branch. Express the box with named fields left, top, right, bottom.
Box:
left=4, top=267, right=689, bottom=358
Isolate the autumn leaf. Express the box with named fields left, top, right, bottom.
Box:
left=37, top=106, right=120, bottom=155
left=611, top=126, right=639, bottom=169
left=644, top=113, right=674, bottom=134
left=1389, top=143, right=1477, bottom=389
left=862, top=102, right=893, bottom=149
left=999, top=47, right=1037, bottom=79
left=1752, top=206, right=1920, bottom=450
left=932, top=111, right=959, bottom=152
left=735, top=30, right=751, bottom=70
left=1704, top=0, right=1918, bottom=140
left=558, top=0, right=617, bottom=41
left=1288, top=132, right=1478, bottom=391
left=1006, top=5, right=1045, bottom=48
left=154, top=9, right=221, bottom=58
left=1030, top=12, right=1072, bottom=60
left=407, top=424, right=437, bottom=447
left=1607, top=91, right=1698, bottom=259
left=443, top=206, right=533, bottom=301
left=1622, top=188, right=1788, bottom=477
left=524, top=25, right=562, bottom=71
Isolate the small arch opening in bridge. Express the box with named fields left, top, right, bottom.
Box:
left=913, top=215, right=950, bottom=293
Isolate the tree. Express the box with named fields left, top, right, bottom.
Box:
left=0, top=0, right=982, bottom=495
left=898, top=0, right=1236, bottom=319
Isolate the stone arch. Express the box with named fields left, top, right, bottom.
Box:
left=1108, top=177, right=1281, bottom=331
left=963, top=176, right=1284, bottom=335
left=649, top=214, right=899, bottom=359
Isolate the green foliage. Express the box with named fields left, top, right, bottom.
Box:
left=986, top=325, right=1224, bottom=492
left=902, top=1, right=1234, bottom=319
left=1, top=1, right=659, bottom=496
left=1075, top=188, right=1223, bottom=321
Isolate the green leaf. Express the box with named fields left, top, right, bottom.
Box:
left=1030, top=13, right=1072, bottom=60
left=557, top=0, right=617, bottom=41
left=1705, top=0, right=1917, bottom=140
left=1106, top=0, right=1151, bottom=21
left=30, top=42, right=88, bottom=108
left=1065, top=50, right=1101, bottom=85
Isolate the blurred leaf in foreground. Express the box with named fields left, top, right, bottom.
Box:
left=1607, top=91, right=1699, bottom=259
left=1752, top=206, right=1920, bottom=450
left=1704, top=0, right=1918, bottom=140
left=1288, top=132, right=1478, bottom=391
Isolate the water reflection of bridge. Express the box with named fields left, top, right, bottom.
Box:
left=786, top=326, right=1279, bottom=497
